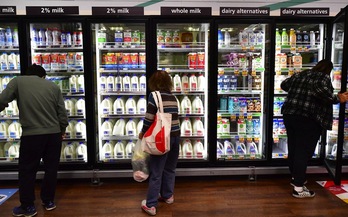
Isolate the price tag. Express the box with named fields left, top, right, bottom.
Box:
left=92, top=7, right=144, bottom=15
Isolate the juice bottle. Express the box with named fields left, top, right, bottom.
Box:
left=289, top=28, right=296, bottom=47
left=275, top=28, right=281, bottom=47
left=281, top=28, right=288, bottom=46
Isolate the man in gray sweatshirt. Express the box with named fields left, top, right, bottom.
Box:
left=0, top=64, right=68, bottom=217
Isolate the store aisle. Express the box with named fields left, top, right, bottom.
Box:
left=0, top=174, right=347, bottom=217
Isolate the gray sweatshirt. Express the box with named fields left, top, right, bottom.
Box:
left=0, top=76, right=68, bottom=136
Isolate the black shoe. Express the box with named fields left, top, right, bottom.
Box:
left=42, top=201, right=56, bottom=211
left=12, top=205, right=37, bottom=217
left=292, top=188, right=315, bottom=198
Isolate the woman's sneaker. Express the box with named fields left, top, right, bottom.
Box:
left=42, top=201, right=56, bottom=211
left=12, top=205, right=37, bottom=217
left=141, top=200, right=156, bottom=216
left=158, top=195, right=174, bottom=204
left=292, top=188, right=315, bottom=198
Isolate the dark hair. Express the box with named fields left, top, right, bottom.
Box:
left=148, top=70, right=173, bottom=92
left=25, top=64, right=47, bottom=77
left=312, top=59, right=333, bottom=75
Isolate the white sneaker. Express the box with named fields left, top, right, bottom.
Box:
left=141, top=200, right=156, bottom=216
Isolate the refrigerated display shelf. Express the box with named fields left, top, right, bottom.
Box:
left=217, top=135, right=261, bottom=139
left=180, top=135, right=204, bottom=139
left=167, top=69, right=204, bottom=73
left=102, top=136, right=137, bottom=140
left=33, top=47, right=83, bottom=51
left=100, top=114, right=145, bottom=118
left=172, top=91, right=204, bottom=95
left=218, top=45, right=263, bottom=51
left=218, top=112, right=262, bottom=117
left=0, top=70, right=20, bottom=74
left=62, top=92, right=85, bottom=96
left=99, top=69, right=146, bottom=73
left=0, top=116, right=19, bottom=120
left=100, top=91, right=146, bottom=96
left=0, top=138, right=20, bottom=142
left=46, top=71, right=84, bottom=75
left=178, top=114, right=205, bottom=117
left=157, top=45, right=205, bottom=50
left=98, top=43, right=145, bottom=50
left=218, top=154, right=262, bottom=160
left=63, top=138, right=86, bottom=142
left=0, top=157, right=18, bottom=162
left=218, top=90, right=262, bottom=95
left=0, top=47, right=19, bottom=51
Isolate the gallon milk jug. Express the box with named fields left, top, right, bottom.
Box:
left=179, top=143, right=183, bottom=158
left=181, top=96, right=192, bottom=114
left=65, top=120, right=76, bottom=139
left=173, top=74, right=182, bottom=91
left=189, top=74, right=197, bottom=91
left=106, top=75, right=115, bottom=91
left=181, top=74, right=189, bottom=91
left=175, top=96, right=181, bottom=114
left=197, top=74, right=206, bottom=91
left=139, top=74, right=146, bottom=91
left=76, top=142, right=87, bottom=161
left=69, top=75, right=78, bottom=93
left=75, top=98, right=85, bottom=116
left=181, top=118, right=192, bottom=136
left=101, top=97, right=113, bottom=114
left=331, top=144, right=338, bottom=157
left=113, top=118, right=125, bottom=136
left=102, top=141, right=114, bottom=159
left=100, top=75, right=107, bottom=91
left=4, top=142, right=12, bottom=157
left=60, top=142, right=67, bottom=159
left=6, top=100, right=18, bottom=116
left=137, top=96, right=147, bottom=114
left=125, top=119, right=137, bottom=136
left=64, top=99, right=75, bottom=116
left=101, top=119, right=114, bottom=137
left=8, top=121, right=21, bottom=138
left=125, top=97, right=136, bottom=114
left=114, top=141, right=125, bottom=159
left=123, top=74, right=131, bottom=91
left=131, top=74, right=139, bottom=91
left=77, top=75, right=85, bottom=92
left=75, top=121, right=86, bottom=139
left=224, top=140, right=235, bottom=156
left=8, top=143, right=20, bottom=158
left=236, top=142, right=246, bottom=155
left=182, top=140, right=193, bottom=159
left=137, top=118, right=144, bottom=135
left=193, top=140, right=204, bottom=158
left=0, top=121, right=9, bottom=138
left=115, top=75, right=123, bottom=91
left=192, top=96, right=204, bottom=114
left=125, top=140, right=135, bottom=158
left=64, top=144, right=76, bottom=160
left=192, top=118, right=204, bottom=136
left=113, top=97, right=125, bottom=114
left=247, top=142, right=259, bottom=155
left=2, top=76, right=11, bottom=90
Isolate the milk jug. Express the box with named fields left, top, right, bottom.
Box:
left=102, top=141, right=114, bottom=159
left=75, top=121, right=86, bottom=139
left=2, top=76, right=11, bottom=90
left=101, top=119, right=114, bottom=137
left=65, top=120, right=76, bottom=139
left=0, top=121, right=9, bottom=138
left=114, top=141, right=125, bottom=159
left=76, top=142, right=87, bottom=161
left=137, top=96, right=147, bottom=114
left=6, top=100, right=18, bottom=116
left=179, top=143, right=183, bottom=158
left=331, top=144, right=338, bottom=157
left=137, top=118, right=144, bottom=134
left=0, top=143, right=4, bottom=157
left=192, top=118, right=204, bottom=136
left=106, top=75, right=115, bottom=91
left=75, top=98, right=85, bottom=116
left=236, top=142, right=246, bottom=155
left=247, top=142, right=258, bottom=155
left=115, top=75, right=123, bottom=91
left=181, top=118, right=192, bottom=136
left=64, top=99, right=75, bottom=116
left=197, top=74, right=205, bottom=90
left=101, top=97, right=113, bottom=114
left=114, top=97, right=125, bottom=114
left=69, top=75, right=78, bottom=93
left=8, top=121, right=21, bottom=138
left=192, top=96, right=204, bottom=114
left=182, top=139, right=193, bottom=158
left=189, top=74, right=197, bottom=91
left=181, top=96, right=192, bottom=114
left=125, top=97, right=136, bottom=114
left=224, top=140, right=235, bottom=156
left=64, top=144, right=76, bottom=160
left=77, top=75, right=85, bottom=92
left=4, top=142, right=12, bottom=157
left=173, top=74, right=181, bottom=91
left=131, top=74, right=139, bottom=91
left=125, top=140, right=135, bottom=158
left=139, top=74, right=146, bottom=91
left=113, top=118, right=125, bottom=136
left=123, top=74, right=131, bottom=91
left=8, top=143, right=20, bottom=158
left=193, top=140, right=204, bottom=158
left=60, top=142, right=67, bottom=159
left=181, top=74, right=189, bottom=91
left=100, top=75, right=107, bottom=91
left=175, top=96, right=181, bottom=114
left=125, top=119, right=137, bottom=136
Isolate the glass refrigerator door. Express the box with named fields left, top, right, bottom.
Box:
left=272, top=23, right=326, bottom=159
left=29, top=22, right=87, bottom=163
left=216, top=23, right=268, bottom=161
left=93, top=23, right=146, bottom=162
left=156, top=22, right=209, bottom=160
left=0, top=23, right=20, bottom=162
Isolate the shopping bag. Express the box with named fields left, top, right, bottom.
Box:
left=131, top=139, right=149, bottom=182
left=142, top=91, right=172, bottom=155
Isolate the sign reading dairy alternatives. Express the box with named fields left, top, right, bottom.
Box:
left=280, top=8, right=329, bottom=16
left=92, top=7, right=144, bottom=16
left=26, top=6, right=79, bottom=15
left=0, top=6, right=16, bottom=15
left=161, top=7, right=211, bottom=16
left=220, top=7, right=269, bottom=16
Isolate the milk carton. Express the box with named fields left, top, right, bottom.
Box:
left=125, top=119, right=137, bottom=136
left=137, top=96, right=147, bottom=114
left=114, top=97, right=125, bottom=114
left=75, top=98, right=85, bottom=116
left=113, top=118, right=125, bottom=136
left=125, top=97, right=136, bottom=114
left=101, top=119, right=114, bottom=137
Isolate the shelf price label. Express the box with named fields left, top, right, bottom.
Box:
left=26, top=6, right=79, bottom=15
left=92, top=7, right=144, bottom=16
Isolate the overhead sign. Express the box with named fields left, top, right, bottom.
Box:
left=26, top=6, right=79, bottom=15
left=92, top=7, right=144, bottom=16
left=220, top=7, right=270, bottom=16
left=0, top=6, right=16, bottom=15
left=281, top=8, right=330, bottom=16
left=161, top=7, right=211, bottom=16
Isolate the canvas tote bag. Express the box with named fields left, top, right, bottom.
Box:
left=141, top=91, right=172, bottom=155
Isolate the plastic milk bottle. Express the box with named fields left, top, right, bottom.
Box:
left=139, top=74, right=146, bottom=91
left=125, top=97, right=136, bottom=114
left=197, top=74, right=206, bottom=91
left=8, top=143, right=20, bottom=158
left=69, top=75, right=78, bottom=93
left=8, top=121, right=21, bottom=138
left=106, top=75, right=115, bottom=91
left=137, top=118, right=144, bottom=134
left=76, top=142, right=87, bottom=161
left=113, top=97, right=125, bottom=114
left=113, top=118, right=125, bottom=136
left=131, top=74, right=139, bottom=91
left=181, top=118, right=192, bottom=136
left=77, top=75, right=85, bottom=92
left=0, top=121, right=9, bottom=138
left=192, top=96, right=204, bottom=114
left=115, top=75, right=122, bottom=91
left=137, top=96, right=146, bottom=114
left=100, top=75, right=107, bottom=91
left=125, top=119, right=137, bottom=136
left=192, top=118, right=204, bottom=136
left=224, top=140, right=235, bottom=156
left=75, top=98, right=85, bottom=116
left=64, top=144, right=76, bottom=160
left=101, top=97, right=113, bottom=114
left=101, top=119, right=114, bottom=137
left=64, top=99, right=75, bottom=116
left=65, top=120, right=76, bottom=139
left=182, top=139, right=193, bottom=158
left=114, top=141, right=125, bottom=159
left=123, top=74, right=131, bottom=91
left=181, top=74, right=189, bottom=91
left=125, top=140, right=135, bottom=158
left=102, top=141, right=114, bottom=159
left=181, top=96, right=192, bottom=114
left=75, top=121, right=86, bottom=139
left=193, top=140, right=204, bottom=158
left=189, top=74, right=197, bottom=91
left=173, top=74, right=182, bottom=91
